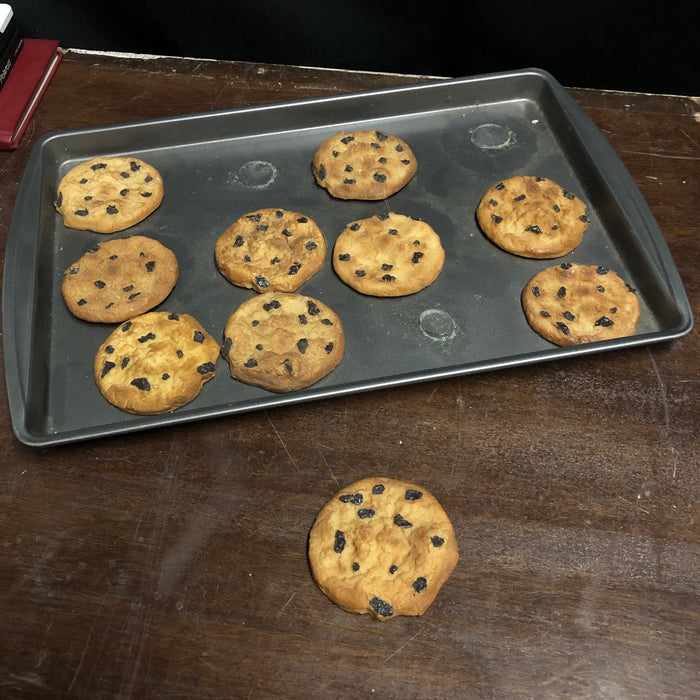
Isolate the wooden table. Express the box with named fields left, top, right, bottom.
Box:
left=1, top=51, right=698, bottom=698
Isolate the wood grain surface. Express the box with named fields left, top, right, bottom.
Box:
left=0, top=51, right=698, bottom=699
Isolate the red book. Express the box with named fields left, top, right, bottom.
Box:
left=0, top=38, right=62, bottom=150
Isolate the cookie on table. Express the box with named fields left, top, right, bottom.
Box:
left=215, top=208, right=326, bottom=293
left=62, top=235, right=178, bottom=323
left=222, top=291, right=344, bottom=393
left=55, top=156, right=164, bottom=233
left=522, top=262, right=641, bottom=346
left=312, top=130, right=417, bottom=200
left=308, top=477, right=459, bottom=620
left=476, top=176, right=589, bottom=258
left=94, top=311, right=219, bottom=414
left=332, top=212, right=444, bottom=297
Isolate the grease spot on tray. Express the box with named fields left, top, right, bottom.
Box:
left=232, top=160, right=278, bottom=189
left=419, top=308, right=456, bottom=341
left=470, top=123, right=515, bottom=150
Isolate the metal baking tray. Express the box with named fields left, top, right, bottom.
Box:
left=3, top=68, right=693, bottom=446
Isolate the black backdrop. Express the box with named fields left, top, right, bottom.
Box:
left=10, top=0, right=698, bottom=95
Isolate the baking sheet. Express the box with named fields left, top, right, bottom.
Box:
left=3, top=68, right=693, bottom=446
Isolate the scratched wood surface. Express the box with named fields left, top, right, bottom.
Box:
left=0, top=51, right=698, bottom=698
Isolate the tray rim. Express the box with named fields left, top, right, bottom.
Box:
left=3, top=67, right=694, bottom=447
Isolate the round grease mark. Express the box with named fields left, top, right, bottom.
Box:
left=235, top=160, right=278, bottom=189
left=470, top=123, right=513, bottom=150
left=419, top=308, right=456, bottom=341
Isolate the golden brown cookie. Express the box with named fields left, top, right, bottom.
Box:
left=311, top=130, right=417, bottom=200
left=55, top=156, right=164, bottom=233
left=94, top=311, right=219, bottom=414
left=308, top=477, right=459, bottom=620
left=522, top=262, right=641, bottom=345
left=215, top=208, right=326, bottom=293
left=221, top=291, right=344, bottom=392
left=476, top=176, right=588, bottom=258
left=332, top=212, right=444, bottom=297
left=62, top=235, right=179, bottom=323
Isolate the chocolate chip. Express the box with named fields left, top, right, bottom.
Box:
left=394, top=514, right=412, bottom=528
left=556, top=321, right=570, bottom=335
left=349, top=223, right=361, bottom=231
left=168, top=313, right=179, bottom=321
left=263, top=299, right=281, bottom=311
left=317, top=164, right=326, bottom=180
left=307, top=300, right=320, bottom=315
left=193, top=330, right=205, bottom=343
left=121, top=357, right=130, bottom=369
left=119, top=189, right=128, bottom=196
left=382, top=275, right=396, bottom=282
left=372, top=484, right=385, bottom=494
left=197, top=362, right=215, bottom=374
left=121, top=321, right=132, bottom=332
left=297, top=217, right=308, bottom=223
left=334, top=530, right=345, bottom=553
left=369, top=597, right=393, bottom=617
left=389, top=565, right=398, bottom=574
left=382, top=263, right=393, bottom=270
left=339, top=493, right=363, bottom=505
left=540, top=310, right=551, bottom=318
left=596, top=266, right=609, bottom=275
left=145, top=260, right=155, bottom=272
left=357, top=508, right=375, bottom=519
left=563, top=190, right=576, bottom=199
left=74, top=209, right=89, bottom=217
left=247, top=213, right=262, bottom=222
left=491, top=214, right=503, bottom=224
left=340, top=135, right=355, bottom=144
left=532, top=286, right=541, bottom=297
left=298, top=314, right=307, bottom=325
left=94, top=280, right=106, bottom=288
left=580, top=215, right=589, bottom=223
left=234, top=235, right=244, bottom=247
left=297, top=338, right=309, bottom=354
left=514, top=194, right=526, bottom=201
left=557, top=287, right=567, bottom=298
left=553, top=204, right=561, bottom=213
left=223, top=337, right=232, bottom=355
left=105, top=345, right=114, bottom=354
left=405, top=489, right=423, bottom=501
left=128, top=293, right=140, bottom=300
left=123, top=285, right=134, bottom=292
left=325, top=343, right=334, bottom=354
left=412, top=252, right=423, bottom=263
left=106, top=205, right=119, bottom=215
left=412, top=577, right=428, bottom=593
left=344, top=165, right=353, bottom=172
left=525, top=225, right=542, bottom=234
left=283, top=359, right=293, bottom=374
left=138, top=332, right=155, bottom=343
left=495, top=182, right=505, bottom=190
left=355, top=270, right=366, bottom=277
left=375, top=131, right=388, bottom=141
left=305, top=241, right=317, bottom=251
left=595, top=316, right=615, bottom=327
left=338, top=253, right=350, bottom=261
left=343, top=178, right=356, bottom=185
left=352, top=562, right=360, bottom=571
left=256, top=276, right=271, bottom=288
left=130, top=160, right=141, bottom=172
left=91, top=163, right=107, bottom=170
left=563, top=311, right=575, bottom=321
left=161, top=373, right=170, bottom=380
left=431, top=536, right=445, bottom=547
left=596, top=285, right=605, bottom=292
left=244, top=358, right=257, bottom=368
left=373, top=173, right=387, bottom=182
left=56, top=193, right=63, bottom=207
left=131, top=377, right=151, bottom=391
left=560, top=262, right=572, bottom=269
left=288, top=263, right=302, bottom=275
left=100, top=361, right=115, bottom=377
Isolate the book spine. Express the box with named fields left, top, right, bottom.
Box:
left=0, top=32, right=23, bottom=91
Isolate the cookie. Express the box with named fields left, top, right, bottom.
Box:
left=215, top=208, right=326, bottom=293
left=312, top=130, right=417, bottom=200
left=94, top=311, right=219, bottom=414
left=308, top=477, right=459, bottom=620
left=62, top=236, right=178, bottom=323
left=55, top=156, right=164, bottom=233
left=522, top=262, right=641, bottom=346
left=222, top=291, right=344, bottom=392
left=476, top=176, right=589, bottom=258
left=332, top=212, right=444, bottom=297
